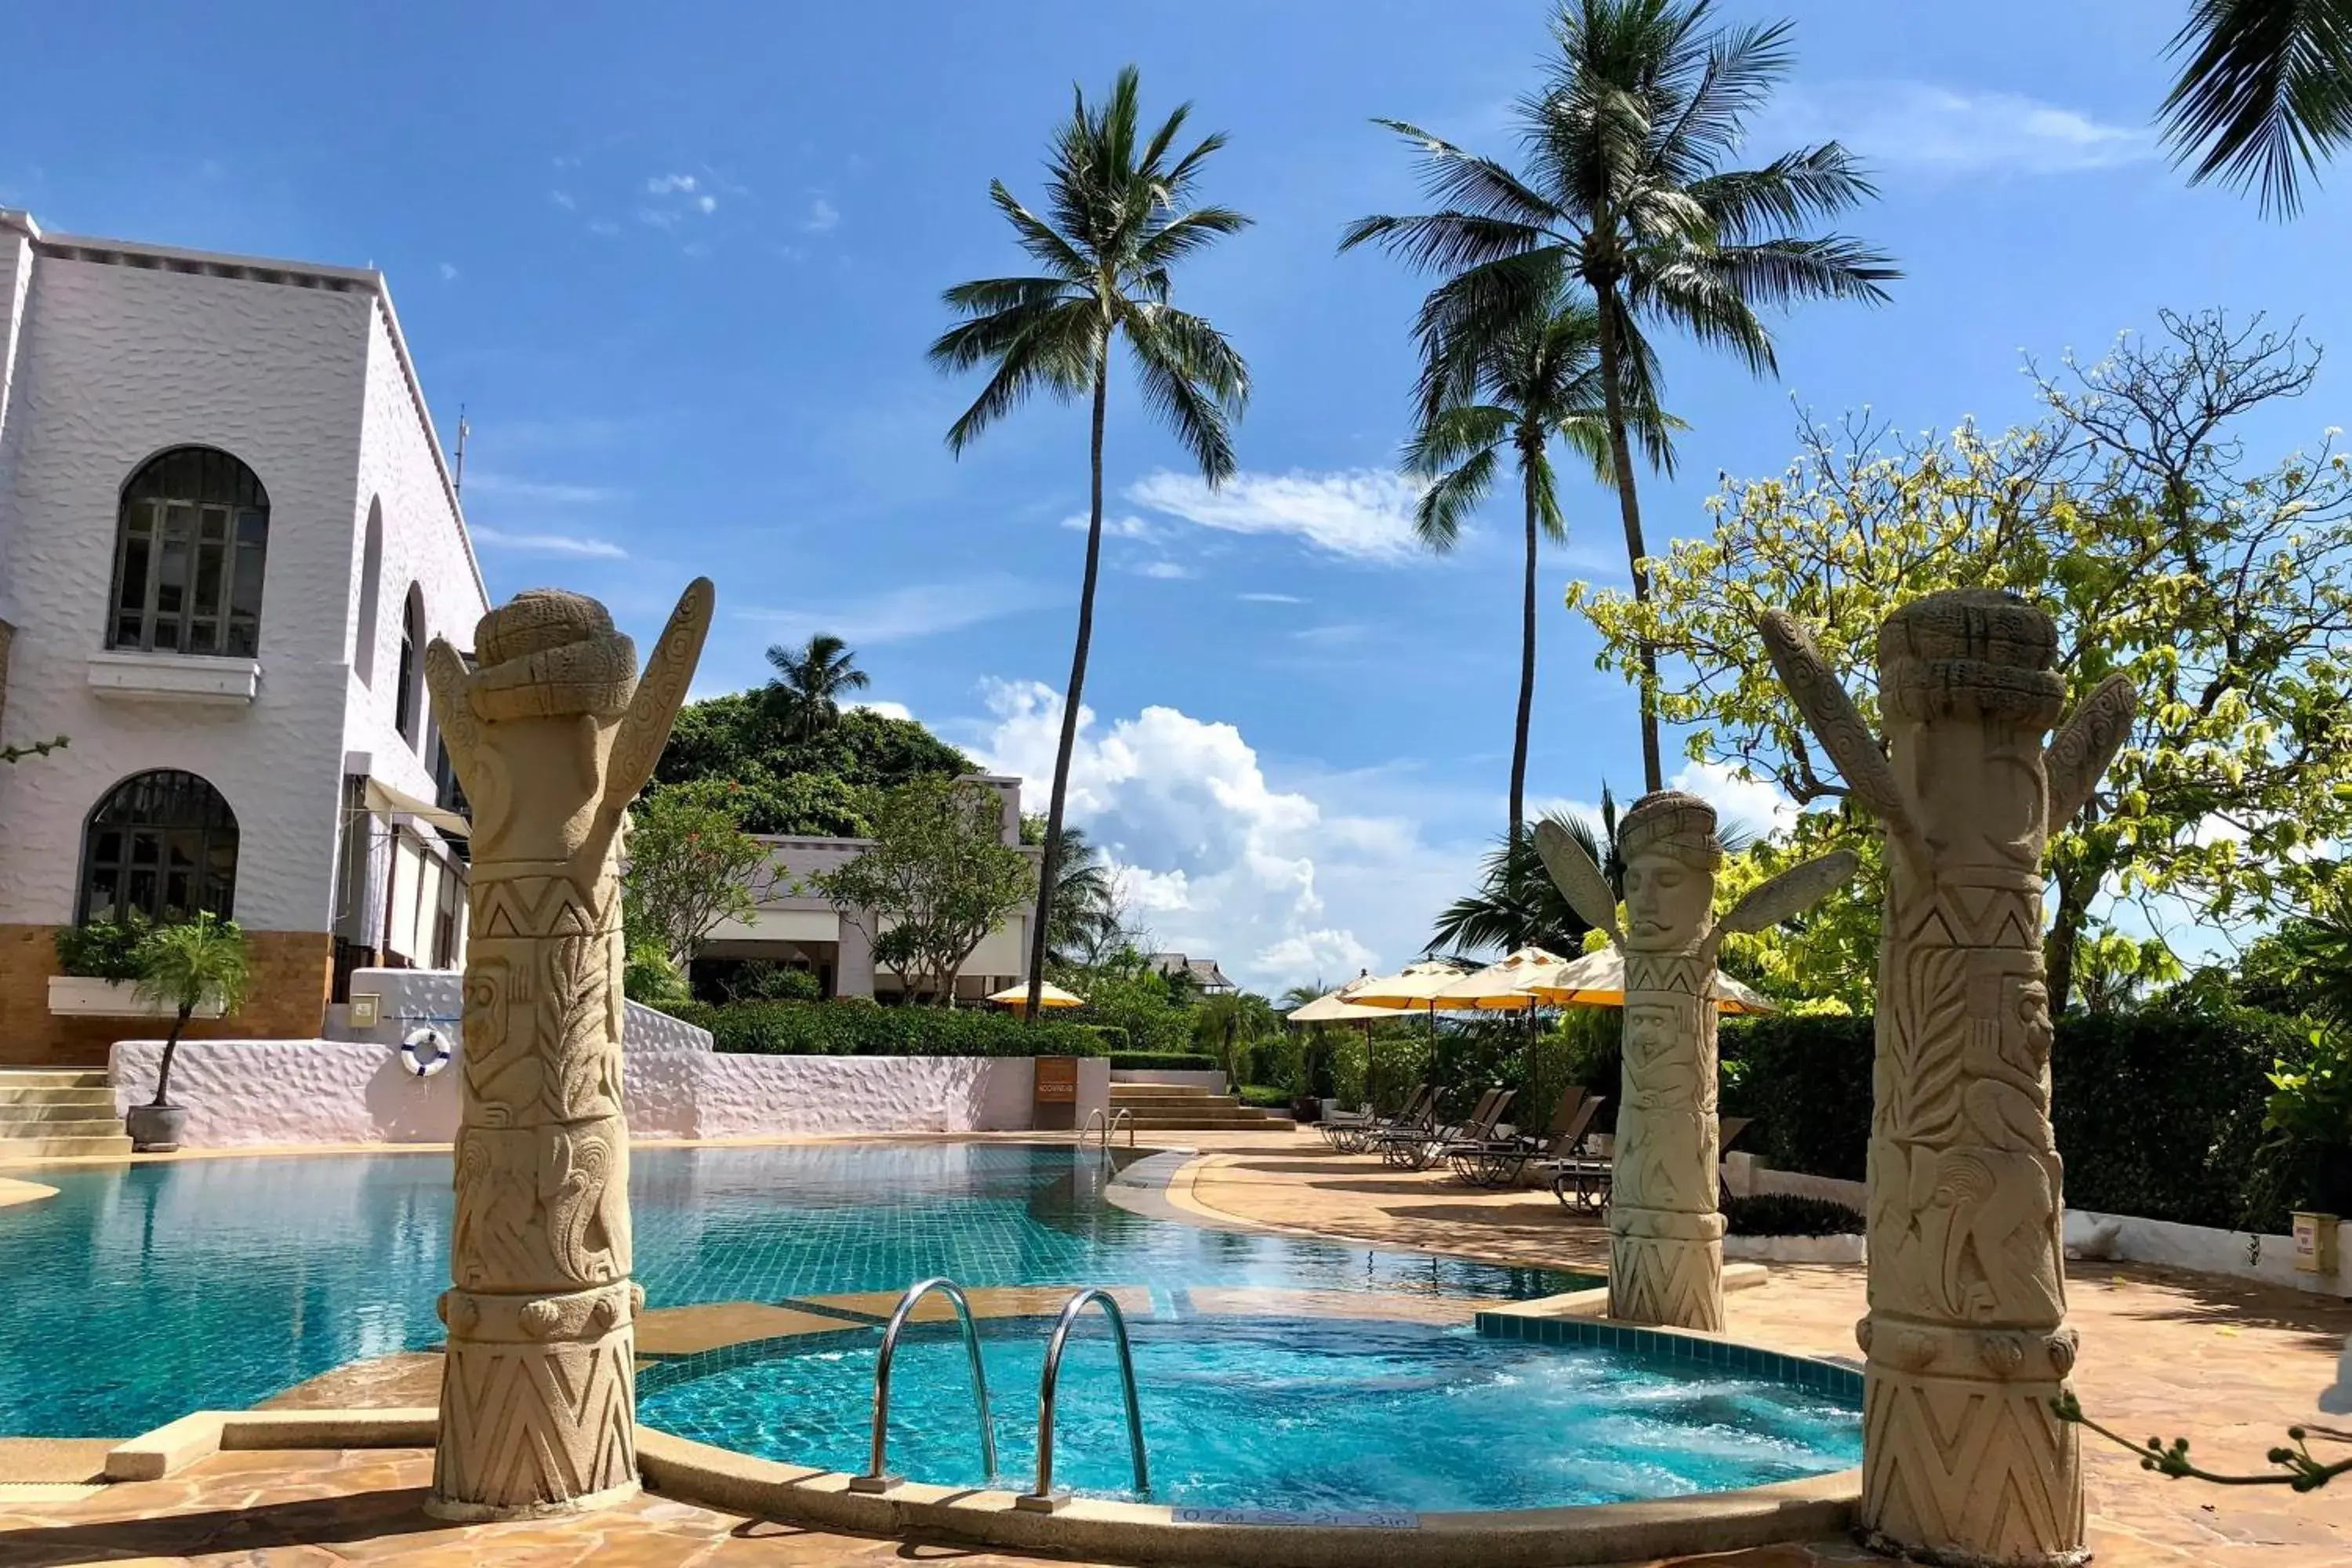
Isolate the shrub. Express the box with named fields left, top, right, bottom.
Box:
left=624, top=939, right=691, bottom=1007
left=1109, top=1051, right=1218, bottom=1071
left=661, top=999, right=1106, bottom=1058
left=1723, top=1193, right=1865, bottom=1236
left=1238, top=1083, right=1291, bottom=1109
left=1719, top=1004, right=2317, bottom=1232
left=1245, top=1036, right=1301, bottom=1094
left=1719, top=1014, right=1875, bottom=1182
left=54, top=913, right=153, bottom=981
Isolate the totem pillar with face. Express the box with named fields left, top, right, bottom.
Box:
left=1760, top=588, right=2137, bottom=1567
left=1535, top=792, right=1858, bottom=1332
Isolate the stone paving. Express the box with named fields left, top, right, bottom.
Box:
left=0, top=1130, right=2345, bottom=1566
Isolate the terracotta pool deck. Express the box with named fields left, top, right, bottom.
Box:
left=0, top=1128, right=2345, bottom=1566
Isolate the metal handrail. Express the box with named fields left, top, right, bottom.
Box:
left=1016, top=1287, right=1149, bottom=1511
left=848, top=1277, right=996, bottom=1494
left=1080, top=1107, right=1136, bottom=1155
left=1079, top=1107, right=1109, bottom=1150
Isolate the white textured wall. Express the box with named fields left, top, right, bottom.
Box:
left=340, top=302, right=487, bottom=793
left=109, top=1039, right=1045, bottom=1145
left=0, top=252, right=376, bottom=929
left=331, top=967, right=713, bottom=1054
left=1110, top=1069, right=1227, bottom=1091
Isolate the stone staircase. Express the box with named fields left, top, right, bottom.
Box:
left=0, top=1069, right=132, bottom=1157
left=1109, top=1081, right=1295, bottom=1133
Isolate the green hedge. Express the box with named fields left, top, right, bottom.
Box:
left=1109, top=1051, right=1219, bottom=1071
left=1720, top=1004, right=2318, bottom=1232
left=1723, top=1193, right=1864, bottom=1236
left=1237, top=1083, right=1293, bottom=1108
left=660, top=1000, right=1109, bottom=1058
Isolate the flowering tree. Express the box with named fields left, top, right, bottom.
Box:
left=815, top=776, right=1036, bottom=1007
left=622, top=782, right=779, bottom=974
left=1575, top=310, right=2352, bottom=1010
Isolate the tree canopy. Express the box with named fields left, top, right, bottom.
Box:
left=1574, top=310, right=2352, bottom=1010
left=653, top=696, right=973, bottom=838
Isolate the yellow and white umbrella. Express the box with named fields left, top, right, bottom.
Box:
left=987, top=981, right=1087, bottom=1011
left=1514, top=946, right=1777, bottom=1015
left=1285, top=971, right=1393, bottom=1024
left=1431, top=946, right=1575, bottom=1011
left=1348, top=959, right=1480, bottom=1012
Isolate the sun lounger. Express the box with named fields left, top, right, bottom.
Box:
left=1446, top=1087, right=1603, bottom=1189
left=1385, top=1087, right=1515, bottom=1171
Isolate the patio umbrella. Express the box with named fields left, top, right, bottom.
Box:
left=1514, top=947, right=1777, bottom=1014
left=1284, top=971, right=1392, bottom=1023
left=1430, top=946, right=1572, bottom=1009
left=987, top=980, right=1087, bottom=1011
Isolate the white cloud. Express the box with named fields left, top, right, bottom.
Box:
left=646, top=173, right=700, bottom=195
left=588, top=219, right=621, bottom=237
left=1064, top=513, right=1165, bottom=542
left=1128, top=468, right=1429, bottom=563
left=848, top=699, right=914, bottom=722
left=437, top=262, right=459, bottom=281
left=1238, top=591, right=1306, bottom=604
left=1668, top=760, right=1799, bottom=838
left=1290, top=623, right=1366, bottom=647
left=1763, top=82, right=2151, bottom=175
left=739, top=576, right=1058, bottom=646
left=460, top=472, right=622, bottom=506
left=469, top=528, right=628, bottom=559
left=550, top=190, right=577, bottom=210
left=803, top=197, right=840, bottom=233
left=971, top=681, right=1475, bottom=989
left=1136, top=560, right=1193, bottom=580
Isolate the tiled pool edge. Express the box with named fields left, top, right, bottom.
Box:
left=1473, top=1308, right=1867, bottom=1403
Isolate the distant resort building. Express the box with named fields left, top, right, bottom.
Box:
left=698, top=774, right=1040, bottom=1004
left=1149, top=953, right=1234, bottom=994
left=0, top=210, right=487, bottom=1066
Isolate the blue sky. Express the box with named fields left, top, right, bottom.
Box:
left=7, top=2, right=2348, bottom=989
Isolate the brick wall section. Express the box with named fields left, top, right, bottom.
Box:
left=0, top=925, right=331, bottom=1067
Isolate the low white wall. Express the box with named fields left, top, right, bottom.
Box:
left=1111, top=1069, right=1226, bottom=1091
left=1725, top=1232, right=1866, bottom=1264
left=1753, top=1167, right=1869, bottom=1207
left=332, top=967, right=713, bottom=1054
left=111, top=1039, right=459, bottom=1145
left=109, top=1040, right=1076, bottom=1146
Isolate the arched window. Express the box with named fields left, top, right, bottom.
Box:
left=354, top=500, right=384, bottom=685
left=394, top=586, right=424, bottom=746
left=110, top=447, right=269, bottom=658
left=78, top=770, right=239, bottom=924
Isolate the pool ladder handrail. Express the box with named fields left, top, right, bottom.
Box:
left=848, top=1277, right=997, bottom=1494
left=1079, top=1106, right=1136, bottom=1154
left=1014, top=1287, right=1150, bottom=1512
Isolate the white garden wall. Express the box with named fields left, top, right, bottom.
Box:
left=1110, top=1069, right=1226, bottom=1091
left=107, top=1039, right=1089, bottom=1147
left=328, top=967, right=713, bottom=1054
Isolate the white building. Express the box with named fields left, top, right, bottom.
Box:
left=697, top=774, right=1040, bottom=1004
left=0, top=210, right=488, bottom=1065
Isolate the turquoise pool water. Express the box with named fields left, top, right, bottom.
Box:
left=639, top=1316, right=1864, bottom=1512
left=0, top=1143, right=1584, bottom=1437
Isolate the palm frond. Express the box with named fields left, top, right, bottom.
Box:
left=1408, top=441, right=1501, bottom=550
left=1132, top=205, right=1252, bottom=271
left=1686, top=143, right=1880, bottom=241
left=1126, top=311, right=1240, bottom=483
left=2161, top=0, right=2352, bottom=218
left=938, top=302, right=1099, bottom=452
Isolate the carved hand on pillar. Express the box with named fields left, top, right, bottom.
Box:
left=424, top=579, right=713, bottom=1524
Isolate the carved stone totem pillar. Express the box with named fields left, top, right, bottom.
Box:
left=1760, top=589, right=2136, bottom=1568
left=423, top=580, right=713, bottom=1522
left=1537, top=794, right=1855, bottom=1332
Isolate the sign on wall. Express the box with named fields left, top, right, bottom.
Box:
left=1033, top=1056, right=1078, bottom=1105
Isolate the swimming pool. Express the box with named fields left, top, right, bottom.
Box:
left=639, top=1314, right=1864, bottom=1512
left=0, top=1142, right=1584, bottom=1437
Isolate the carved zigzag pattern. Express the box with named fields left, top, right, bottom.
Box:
left=436, top=1331, right=637, bottom=1511
left=1608, top=1236, right=1724, bottom=1331
left=1861, top=1370, right=2082, bottom=1563
left=1890, top=880, right=2042, bottom=956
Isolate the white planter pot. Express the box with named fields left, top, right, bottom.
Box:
left=1723, top=1232, right=1867, bottom=1265
left=48, top=976, right=224, bottom=1019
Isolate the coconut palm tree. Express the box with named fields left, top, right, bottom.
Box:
left=2161, top=1, right=2352, bottom=218
left=931, top=65, right=1250, bottom=1017
left=1432, top=799, right=1623, bottom=959
left=1403, top=285, right=1676, bottom=869
left=763, top=633, right=869, bottom=741
left=132, top=913, right=250, bottom=1109
left=1044, top=823, right=1123, bottom=968
left=1343, top=0, right=1896, bottom=793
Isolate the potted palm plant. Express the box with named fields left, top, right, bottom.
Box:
left=125, top=913, right=250, bottom=1152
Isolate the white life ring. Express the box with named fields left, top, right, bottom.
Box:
left=401, top=1026, right=453, bottom=1078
